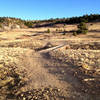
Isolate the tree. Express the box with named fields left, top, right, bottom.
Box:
left=77, top=22, right=88, bottom=34
left=24, top=21, right=33, bottom=28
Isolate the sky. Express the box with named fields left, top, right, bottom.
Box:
left=0, top=0, right=100, bottom=20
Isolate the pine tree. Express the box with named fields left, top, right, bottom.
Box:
left=77, top=22, right=88, bottom=34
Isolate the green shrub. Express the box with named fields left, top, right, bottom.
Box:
left=0, top=24, right=2, bottom=28
left=56, top=29, right=58, bottom=32
left=24, top=21, right=33, bottom=28
left=47, top=29, right=50, bottom=33
left=77, top=22, right=88, bottom=34
left=77, top=29, right=88, bottom=34
left=73, top=32, right=77, bottom=36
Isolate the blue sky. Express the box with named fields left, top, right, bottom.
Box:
left=0, top=0, right=100, bottom=20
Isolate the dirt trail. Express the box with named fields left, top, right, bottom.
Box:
left=22, top=50, right=66, bottom=89
left=20, top=48, right=84, bottom=98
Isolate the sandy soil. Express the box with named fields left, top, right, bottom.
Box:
left=0, top=23, right=100, bottom=100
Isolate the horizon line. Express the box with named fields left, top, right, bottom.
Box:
left=0, top=13, right=100, bottom=21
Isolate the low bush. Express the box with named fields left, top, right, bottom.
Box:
left=77, top=22, right=88, bottom=34
left=24, top=21, right=34, bottom=28
left=73, top=22, right=88, bottom=36
left=73, top=32, right=77, bottom=36
left=46, top=29, right=50, bottom=33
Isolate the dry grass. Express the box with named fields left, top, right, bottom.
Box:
left=0, top=22, right=100, bottom=99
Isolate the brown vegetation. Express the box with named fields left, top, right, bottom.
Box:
left=0, top=20, right=100, bottom=99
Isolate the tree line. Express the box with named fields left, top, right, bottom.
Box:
left=0, top=14, right=100, bottom=28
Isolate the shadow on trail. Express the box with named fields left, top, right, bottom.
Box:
left=40, top=52, right=81, bottom=91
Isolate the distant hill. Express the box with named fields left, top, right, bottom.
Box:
left=33, top=14, right=100, bottom=28
left=0, top=17, right=27, bottom=31
left=0, top=14, right=100, bottom=29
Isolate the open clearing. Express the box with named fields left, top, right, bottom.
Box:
left=0, top=23, right=100, bottom=100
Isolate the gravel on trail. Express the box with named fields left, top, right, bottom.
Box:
left=0, top=40, right=100, bottom=100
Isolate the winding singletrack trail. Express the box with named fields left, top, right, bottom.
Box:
left=20, top=47, right=83, bottom=98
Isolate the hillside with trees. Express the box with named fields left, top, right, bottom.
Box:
left=0, top=14, right=100, bottom=29
left=33, top=14, right=100, bottom=27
